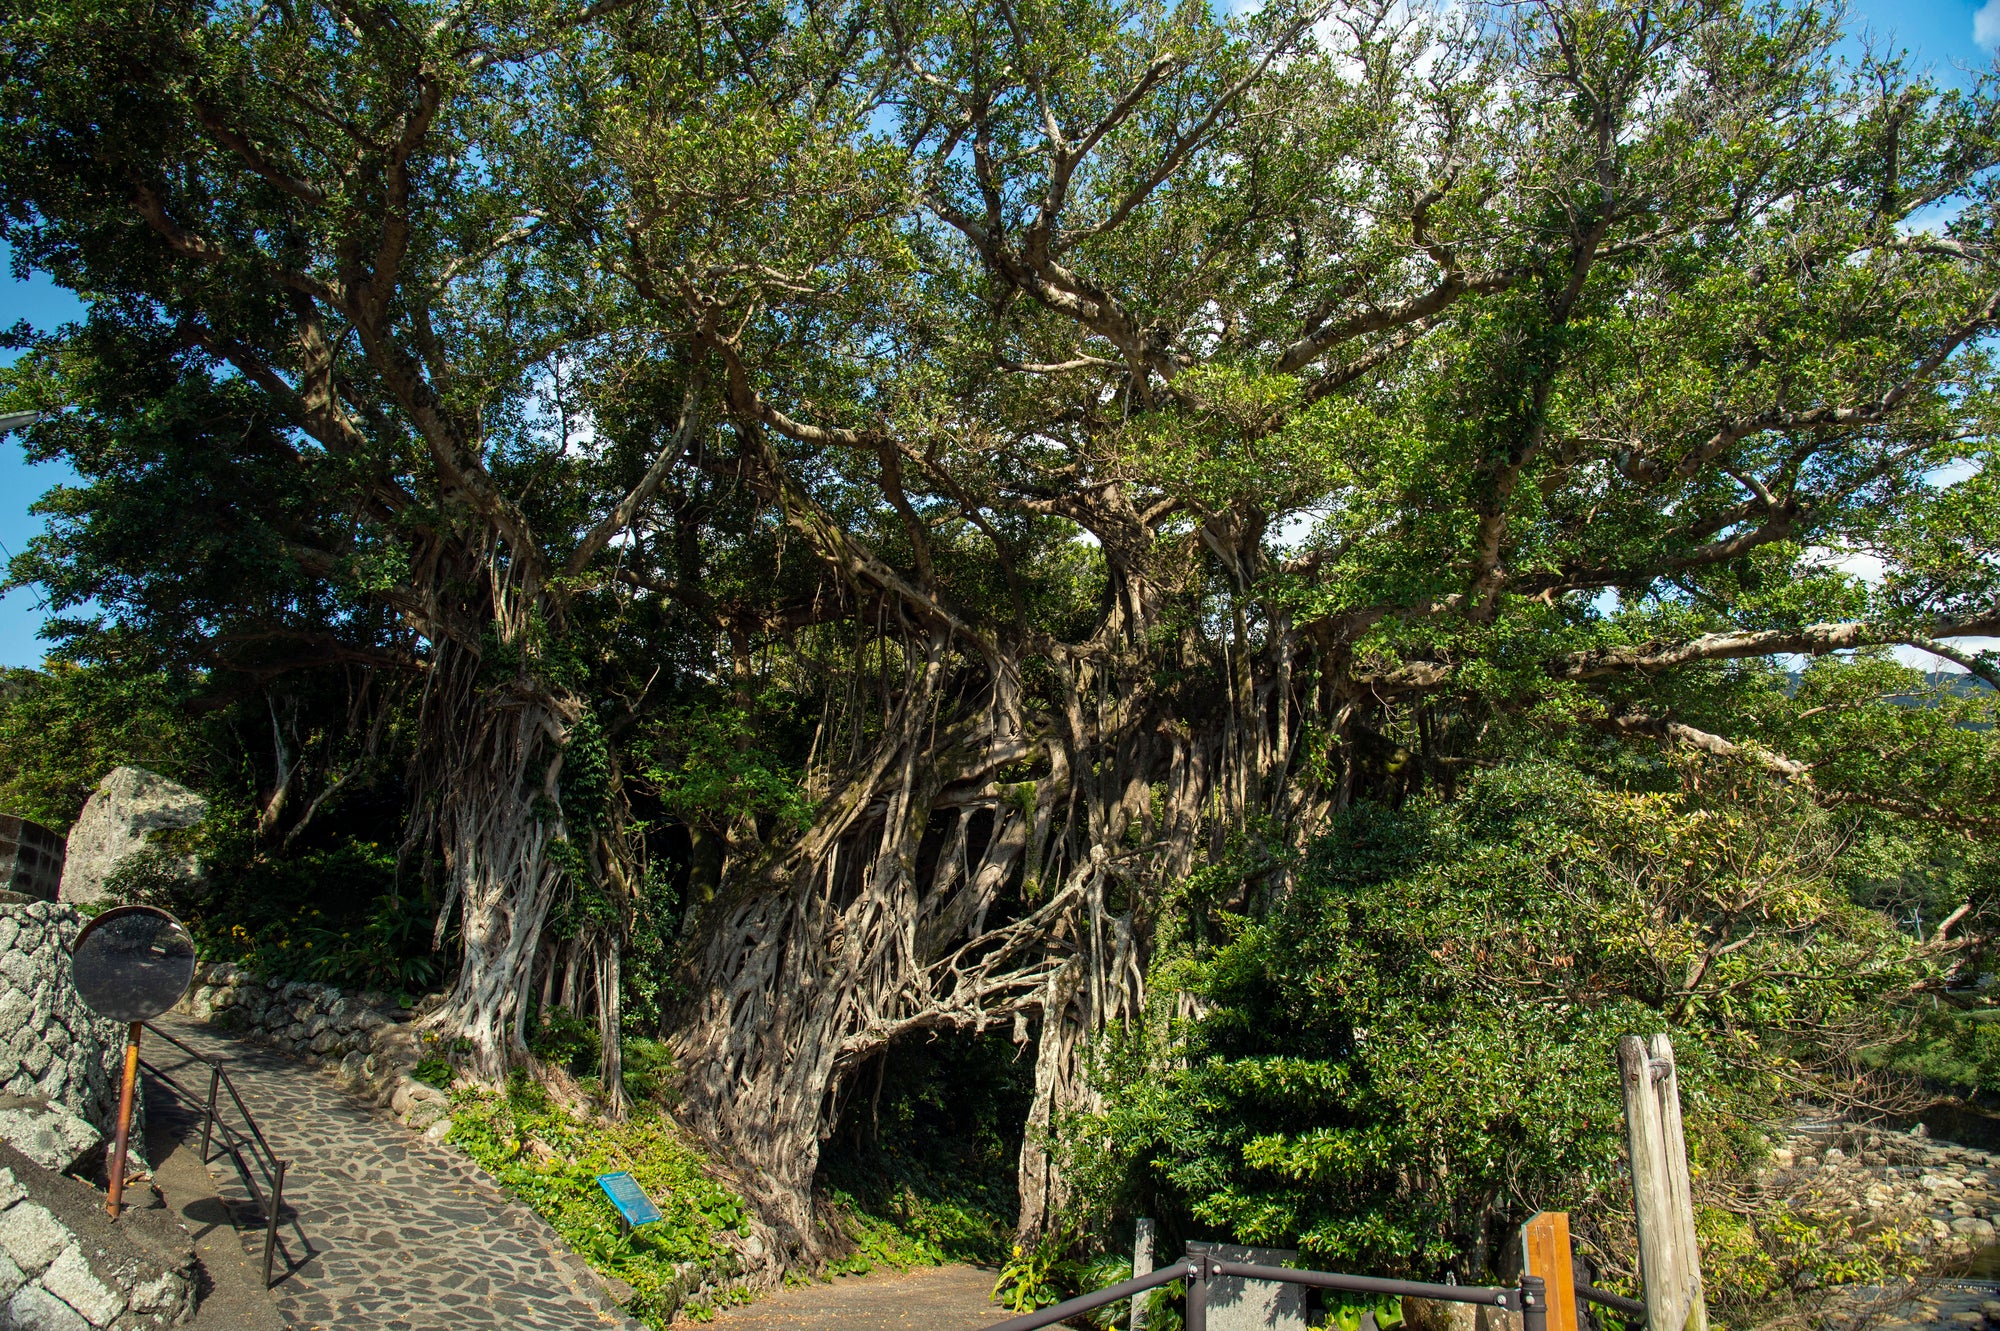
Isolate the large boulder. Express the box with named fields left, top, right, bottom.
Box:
left=56, top=771, right=205, bottom=909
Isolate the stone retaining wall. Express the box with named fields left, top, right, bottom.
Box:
left=0, top=1140, right=194, bottom=1328
left=176, top=962, right=402, bottom=1065
left=0, top=902, right=135, bottom=1139
left=176, top=964, right=447, bottom=1134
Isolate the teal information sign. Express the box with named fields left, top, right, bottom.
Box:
left=597, top=1171, right=663, bottom=1228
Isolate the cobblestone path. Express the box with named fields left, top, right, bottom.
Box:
left=146, top=1016, right=643, bottom=1331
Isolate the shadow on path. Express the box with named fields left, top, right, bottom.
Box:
left=142, top=1079, right=290, bottom=1330
left=147, top=1015, right=641, bottom=1331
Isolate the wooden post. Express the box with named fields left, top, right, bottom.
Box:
left=1520, top=1212, right=1577, bottom=1331
left=1131, top=1218, right=1156, bottom=1331
left=1618, top=1034, right=1707, bottom=1331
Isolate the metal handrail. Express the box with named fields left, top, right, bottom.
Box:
left=139, top=1021, right=294, bottom=1288
left=989, top=1252, right=1548, bottom=1331
left=1578, top=1284, right=1647, bottom=1324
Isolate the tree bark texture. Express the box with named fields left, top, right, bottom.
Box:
left=666, top=490, right=1348, bottom=1267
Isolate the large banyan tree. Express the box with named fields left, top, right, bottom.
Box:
left=6, top=0, right=2000, bottom=1265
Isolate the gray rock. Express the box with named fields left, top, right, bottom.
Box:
left=38, top=1245, right=124, bottom=1327
left=0, top=1250, right=22, bottom=1300
left=126, top=1270, right=184, bottom=1316
left=0, top=1109, right=100, bottom=1175
left=5, top=1283, right=90, bottom=1331
left=56, top=767, right=206, bottom=907
left=0, top=1202, right=69, bottom=1275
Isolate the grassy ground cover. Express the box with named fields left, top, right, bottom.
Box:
left=446, top=1075, right=754, bottom=1326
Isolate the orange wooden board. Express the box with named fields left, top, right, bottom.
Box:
left=1522, top=1211, right=1578, bottom=1331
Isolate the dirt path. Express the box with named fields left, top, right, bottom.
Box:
left=705, top=1264, right=1013, bottom=1331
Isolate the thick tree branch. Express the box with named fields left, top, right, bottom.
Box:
left=1556, top=613, right=2000, bottom=679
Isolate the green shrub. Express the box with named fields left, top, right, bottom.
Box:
left=992, top=1228, right=1080, bottom=1313
left=113, top=826, right=443, bottom=1001
left=529, top=1006, right=599, bottom=1077
left=1069, top=765, right=1934, bottom=1282
left=621, top=1038, right=680, bottom=1108
left=411, top=1058, right=454, bottom=1091
left=1876, top=1007, right=2000, bottom=1095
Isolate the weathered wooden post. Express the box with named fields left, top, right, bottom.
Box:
left=1618, top=1034, right=1707, bottom=1331
left=1520, top=1212, right=1578, bottom=1331
left=1131, top=1218, right=1156, bottom=1331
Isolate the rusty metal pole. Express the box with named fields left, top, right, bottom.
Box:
left=105, top=1021, right=142, bottom=1218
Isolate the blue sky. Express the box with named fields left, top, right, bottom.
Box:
left=0, top=0, right=1995, bottom=668
left=0, top=258, right=85, bottom=668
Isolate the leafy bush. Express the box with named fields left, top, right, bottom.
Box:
left=992, top=1229, right=1080, bottom=1313
left=1876, top=1007, right=2000, bottom=1095
left=529, top=1005, right=600, bottom=1077
left=111, top=823, right=443, bottom=1001
left=411, top=1057, right=455, bottom=1091
left=1068, top=764, right=1933, bottom=1283
left=622, top=1038, right=680, bottom=1108
left=447, top=1081, right=750, bottom=1327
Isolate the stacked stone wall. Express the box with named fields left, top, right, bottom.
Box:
left=0, top=903, right=133, bottom=1138
left=176, top=964, right=445, bottom=1132
left=1772, top=1121, right=2000, bottom=1258
left=176, top=962, right=401, bottom=1064
left=0, top=1142, right=194, bottom=1328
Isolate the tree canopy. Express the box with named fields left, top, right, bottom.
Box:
left=3, top=0, right=1998, bottom=1271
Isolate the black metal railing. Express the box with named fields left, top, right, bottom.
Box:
left=138, top=1021, right=295, bottom=1288
left=991, top=1253, right=1550, bottom=1331
left=1579, top=1283, right=1647, bottom=1325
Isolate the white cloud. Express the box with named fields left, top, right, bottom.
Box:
left=1977, top=0, right=2000, bottom=50
left=1827, top=549, right=1887, bottom=583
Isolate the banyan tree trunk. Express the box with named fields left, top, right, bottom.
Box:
left=415, top=643, right=578, bottom=1079
left=669, top=546, right=1327, bottom=1257
left=670, top=632, right=1056, bottom=1269
left=673, top=870, right=859, bottom=1267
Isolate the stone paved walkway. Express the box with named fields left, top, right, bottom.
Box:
left=145, top=1016, right=642, bottom=1331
